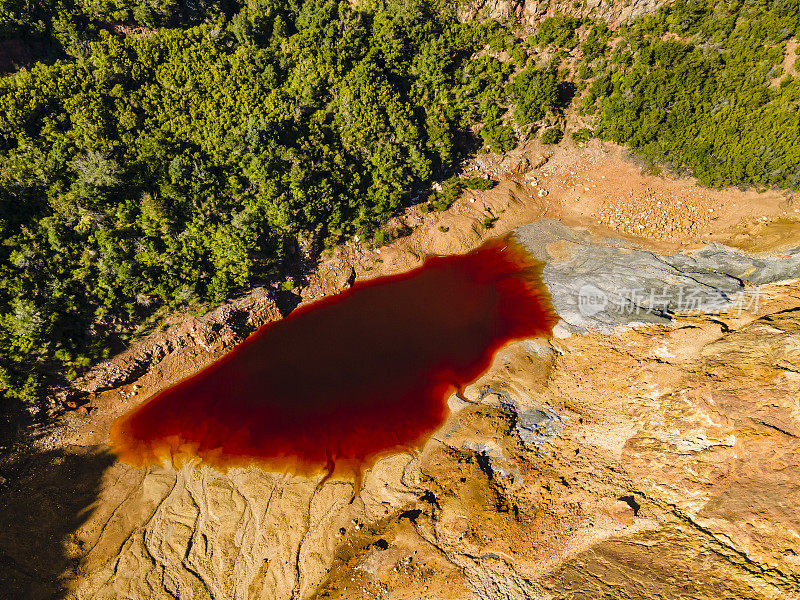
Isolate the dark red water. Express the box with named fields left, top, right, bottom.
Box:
left=110, top=237, right=556, bottom=476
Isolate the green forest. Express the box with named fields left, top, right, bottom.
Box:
left=585, top=0, right=800, bottom=188
left=0, top=0, right=798, bottom=431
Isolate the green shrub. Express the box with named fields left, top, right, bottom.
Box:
left=581, top=23, right=613, bottom=62
left=571, top=127, right=593, bottom=143
left=535, top=15, right=582, bottom=49
left=541, top=127, right=564, bottom=144
left=460, top=177, right=497, bottom=190
left=508, top=66, right=560, bottom=126
left=481, top=120, right=516, bottom=153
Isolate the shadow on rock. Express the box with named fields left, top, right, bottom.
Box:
left=0, top=446, right=114, bottom=600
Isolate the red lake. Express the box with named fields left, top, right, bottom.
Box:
left=111, top=236, right=556, bottom=477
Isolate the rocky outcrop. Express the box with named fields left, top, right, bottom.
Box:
left=461, top=0, right=670, bottom=26
left=73, top=290, right=282, bottom=395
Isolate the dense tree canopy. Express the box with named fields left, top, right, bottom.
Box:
left=580, top=0, right=800, bottom=188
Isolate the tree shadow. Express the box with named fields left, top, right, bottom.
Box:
left=556, top=80, right=577, bottom=110
left=0, top=446, right=114, bottom=600
left=274, top=288, right=303, bottom=317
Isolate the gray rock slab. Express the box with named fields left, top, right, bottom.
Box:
left=478, top=386, right=566, bottom=448
left=513, top=219, right=800, bottom=332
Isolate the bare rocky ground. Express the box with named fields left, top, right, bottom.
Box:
left=462, top=0, right=669, bottom=27
left=1, top=140, right=799, bottom=600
